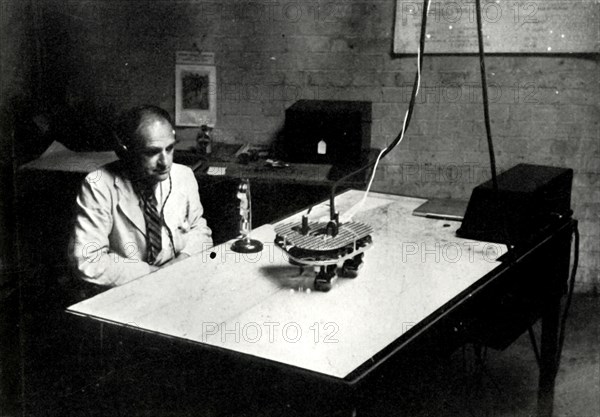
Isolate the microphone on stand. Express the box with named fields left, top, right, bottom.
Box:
left=231, top=178, right=263, bottom=253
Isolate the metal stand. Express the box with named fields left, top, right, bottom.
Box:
left=231, top=178, right=263, bottom=254
left=231, top=237, right=263, bottom=253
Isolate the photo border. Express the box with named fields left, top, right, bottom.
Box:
left=175, top=64, right=217, bottom=127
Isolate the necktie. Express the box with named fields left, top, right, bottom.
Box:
left=142, top=189, right=162, bottom=265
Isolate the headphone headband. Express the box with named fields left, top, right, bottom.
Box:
left=114, top=105, right=174, bottom=159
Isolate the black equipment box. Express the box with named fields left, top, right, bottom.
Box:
left=456, top=163, right=573, bottom=245
left=282, top=100, right=372, bottom=165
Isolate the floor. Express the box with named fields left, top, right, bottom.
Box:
left=364, top=293, right=600, bottom=417
left=6, top=294, right=599, bottom=417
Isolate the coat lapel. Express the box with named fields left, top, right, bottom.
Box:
left=114, top=175, right=146, bottom=235
left=166, top=184, right=186, bottom=210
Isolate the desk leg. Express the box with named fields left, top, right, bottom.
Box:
left=538, top=223, right=574, bottom=417
left=537, top=294, right=561, bottom=417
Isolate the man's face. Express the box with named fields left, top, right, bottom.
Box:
left=131, top=120, right=176, bottom=184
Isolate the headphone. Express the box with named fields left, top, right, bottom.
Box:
left=114, top=132, right=131, bottom=160
left=113, top=105, right=175, bottom=160
left=114, top=129, right=177, bottom=161
left=113, top=116, right=136, bottom=160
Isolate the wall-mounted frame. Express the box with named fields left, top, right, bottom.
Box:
left=175, top=64, right=217, bottom=126
left=393, top=0, right=598, bottom=54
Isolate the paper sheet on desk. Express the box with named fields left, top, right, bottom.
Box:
left=207, top=166, right=226, bottom=175
left=313, top=192, right=411, bottom=224
left=19, top=141, right=118, bottom=173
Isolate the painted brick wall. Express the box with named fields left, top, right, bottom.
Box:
left=34, top=0, right=599, bottom=292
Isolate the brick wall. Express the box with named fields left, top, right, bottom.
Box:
left=33, top=0, right=599, bottom=292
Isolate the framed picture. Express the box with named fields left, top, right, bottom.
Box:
left=175, top=64, right=217, bottom=126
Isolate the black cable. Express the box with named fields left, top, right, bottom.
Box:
left=526, top=223, right=579, bottom=375
left=161, top=174, right=176, bottom=255
left=555, top=223, right=579, bottom=373
left=326, top=0, right=431, bottom=220
left=474, top=0, right=498, bottom=191
left=474, top=0, right=515, bottom=253
left=527, top=326, right=541, bottom=368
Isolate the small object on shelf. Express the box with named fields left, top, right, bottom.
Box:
left=265, top=159, right=289, bottom=168
left=206, top=166, right=226, bottom=176
left=196, top=124, right=213, bottom=155
left=236, top=143, right=266, bottom=164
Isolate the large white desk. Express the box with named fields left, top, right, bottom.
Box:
left=67, top=190, right=505, bottom=379
left=67, top=190, right=574, bottom=416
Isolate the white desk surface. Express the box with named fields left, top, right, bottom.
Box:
left=67, top=190, right=506, bottom=380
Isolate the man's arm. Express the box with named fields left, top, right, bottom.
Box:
left=69, top=173, right=155, bottom=287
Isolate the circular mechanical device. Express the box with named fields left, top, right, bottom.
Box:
left=274, top=217, right=373, bottom=292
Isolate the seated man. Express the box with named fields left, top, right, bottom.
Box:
left=69, top=105, right=212, bottom=287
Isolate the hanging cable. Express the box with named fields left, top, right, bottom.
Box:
left=326, top=0, right=432, bottom=221
left=160, top=174, right=176, bottom=256
left=473, top=0, right=516, bottom=254
left=525, top=223, right=579, bottom=376
left=474, top=0, right=498, bottom=192
left=341, top=68, right=414, bottom=221
left=555, top=223, right=580, bottom=373
left=341, top=31, right=432, bottom=222
left=527, top=326, right=541, bottom=368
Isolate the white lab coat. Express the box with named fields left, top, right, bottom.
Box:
left=69, top=162, right=212, bottom=286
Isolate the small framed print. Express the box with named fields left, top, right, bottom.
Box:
left=175, top=64, right=217, bottom=127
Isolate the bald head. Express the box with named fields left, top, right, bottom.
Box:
left=116, top=105, right=174, bottom=151
left=115, top=105, right=176, bottom=185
